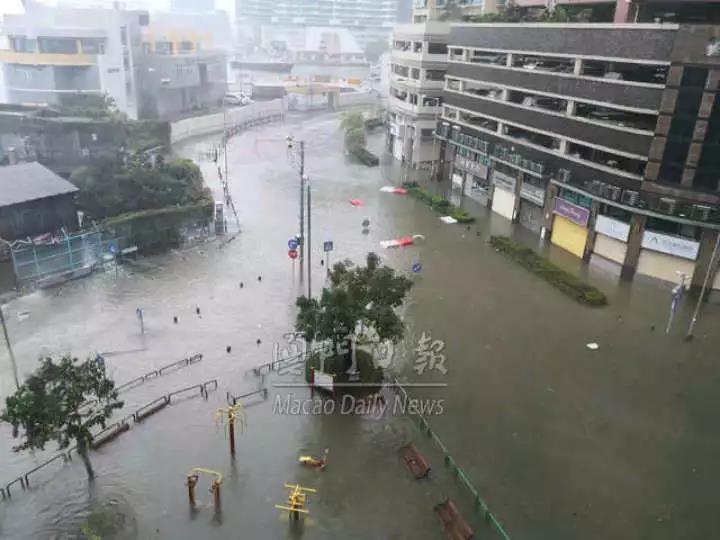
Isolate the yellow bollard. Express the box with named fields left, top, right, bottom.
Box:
left=187, top=474, right=198, bottom=506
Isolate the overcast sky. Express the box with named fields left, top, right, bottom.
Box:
left=1, top=0, right=235, bottom=17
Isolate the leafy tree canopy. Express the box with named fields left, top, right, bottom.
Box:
left=70, top=157, right=211, bottom=221
left=2, top=355, right=123, bottom=479
left=295, top=252, right=414, bottom=357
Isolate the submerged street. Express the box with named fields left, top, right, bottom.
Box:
left=1, top=111, right=720, bottom=539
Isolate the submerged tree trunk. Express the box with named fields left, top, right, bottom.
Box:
left=76, top=439, right=95, bottom=480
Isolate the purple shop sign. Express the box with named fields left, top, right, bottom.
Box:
left=553, top=197, right=590, bottom=227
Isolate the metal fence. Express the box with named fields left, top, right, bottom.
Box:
left=1, top=378, right=217, bottom=501
left=389, top=378, right=511, bottom=540
left=9, top=230, right=129, bottom=287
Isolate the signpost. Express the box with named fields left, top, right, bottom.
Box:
left=323, top=240, right=334, bottom=273
left=666, top=272, right=687, bottom=334
left=136, top=307, right=144, bottom=335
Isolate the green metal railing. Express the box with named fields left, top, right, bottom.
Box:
left=391, top=378, right=511, bottom=540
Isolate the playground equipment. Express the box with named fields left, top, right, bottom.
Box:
left=275, top=484, right=317, bottom=520
left=215, top=403, right=247, bottom=457
left=298, top=449, right=328, bottom=471
left=186, top=468, right=223, bottom=509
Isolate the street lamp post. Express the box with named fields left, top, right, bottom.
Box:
left=0, top=305, right=19, bottom=389
left=307, top=176, right=312, bottom=298
left=685, top=232, right=720, bottom=341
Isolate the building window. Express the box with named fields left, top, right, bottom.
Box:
left=80, top=39, right=105, bottom=54
left=694, top=92, right=720, bottom=191
left=120, top=26, right=128, bottom=46
left=11, top=37, right=36, bottom=53
left=512, top=54, right=574, bottom=74
left=425, top=70, right=445, bottom=81
left=155, top=41, right=174, bottom=55
left=179, top=41, right=194, bottom=53
left=38, top=38, right=78, bottom=54
left=459, top=110, right=498, bottom=132
left=427, top=42, right=448, bottom=55
left=469, top=49, right=507, bottom=65
left=567, top=142, right=646, bottom=176
left=411, top=68, right=420, bottom=80
left=574, top=102, right=657, bottom=131
left=581, top=60, right=668, bottom=85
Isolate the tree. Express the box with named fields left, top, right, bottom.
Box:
left=1, top=355, right=123, bottom=480
left=345, top=127, right=367, bottom=153
left=340, top=111, right=365, bottom=132
left=70, top=157, right=211, bottom=220
left=295, top=253, right=413, bottom=373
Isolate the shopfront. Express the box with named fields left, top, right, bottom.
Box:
left=637, top=230, right=699, bottom=284
left=518, top=181, right=546, bottom=234
left=593, top=214, right=630, bottom=265
left=550, top=198, right=590, bottom=258
left=490, top=169, right=517, bottom=221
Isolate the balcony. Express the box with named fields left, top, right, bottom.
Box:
left=390, top=72, right=444, bottom=91
left=0, top=51, right=95, bottom=67
left=389, top=95, right=441, bottom=117
left=391, top=48, right=447, bottom=64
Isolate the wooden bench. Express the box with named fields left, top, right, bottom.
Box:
left=400, top=443, right=431, bottom=479
left=434, top=499, right=475, bottom=540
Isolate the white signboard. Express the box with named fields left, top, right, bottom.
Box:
left=642, top=230, right=700, bottom=261
left=492, top=170, right=517, bottom=192
left=595, top=215, right=630, bottom=242
left=519, top=182, right=545, bottom=207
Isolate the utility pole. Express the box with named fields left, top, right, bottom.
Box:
left=307, top=178, right=312, bottom=298
left=299, top=140, right=305, bottom=282
left=0, top=305, right=19, bottom=389
left=685, top=232, right=720, bottom=341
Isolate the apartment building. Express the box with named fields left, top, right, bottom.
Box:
left=0, top=1, right=148, bottom=119
left=510, top=1, right=720, bottom=24
left=412, top=0, right=503, bottom=23
left=387, top=22, right=449, bottom=168
left=138, top=14, right=228, bottom=119
left=236, top=0, right=405, bottom=47
left=437, top=22, right=720, bottom=290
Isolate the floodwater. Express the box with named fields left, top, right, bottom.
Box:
left=1, top=112, right=719, bottom=539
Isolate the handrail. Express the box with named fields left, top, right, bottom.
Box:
left=2, top=377, right=218, bottom=502
left=389, top=377, right=511, bottom=540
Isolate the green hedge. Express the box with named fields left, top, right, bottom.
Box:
left=349, top=147, right=380, bottom=166
left=490, top=235, right=607, bottom=306
left=402, top=182, right=475, bottom=223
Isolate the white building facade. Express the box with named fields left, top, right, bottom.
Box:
left=386, top=22, right=449, bottom=169
left=0, top=2, right=149, bottom=119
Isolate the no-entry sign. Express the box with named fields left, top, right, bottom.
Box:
left=288, top=249, right=299, bottom=260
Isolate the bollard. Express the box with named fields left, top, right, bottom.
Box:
left=173, top=316, right=178, bottom=324
left=226, top=345, right=232, bottom=353
left=212, top=480, right=221, bottom=509
left=228, top=411, right=236, bottom=456
left=187, top=474, right=198, bottom=506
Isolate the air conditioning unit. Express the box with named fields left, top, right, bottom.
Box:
left=590, top=180, right=606, bottom=196
left=558, top=168, right=571, bottom=183
left=479, top=141, right=489, bottom=153
left=690, top=204, right=712, bottom=222
left=621, top=189, right=639, bottom=206
left=658, top=197, right=677, bottom=215
left=604, top=185, right=622, bottom=202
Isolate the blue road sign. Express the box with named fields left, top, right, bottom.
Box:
left=288, top=238, right=299, bottom=250
left=412, top=262, right=422, bottom=273
left=323, top=241, right=334, bottom=252
left=108, top=243, right=118, bottom=255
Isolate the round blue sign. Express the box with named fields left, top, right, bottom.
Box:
left=108, top=243, right=118, bottom=255
left=412, top=262, right=422, bottom=273
left=288, top=238, right=299, bottom=250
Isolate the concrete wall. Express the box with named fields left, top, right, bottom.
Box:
left=594, top=233, right=627, bottom=264
left=170, top=99, right=285, bottom=144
